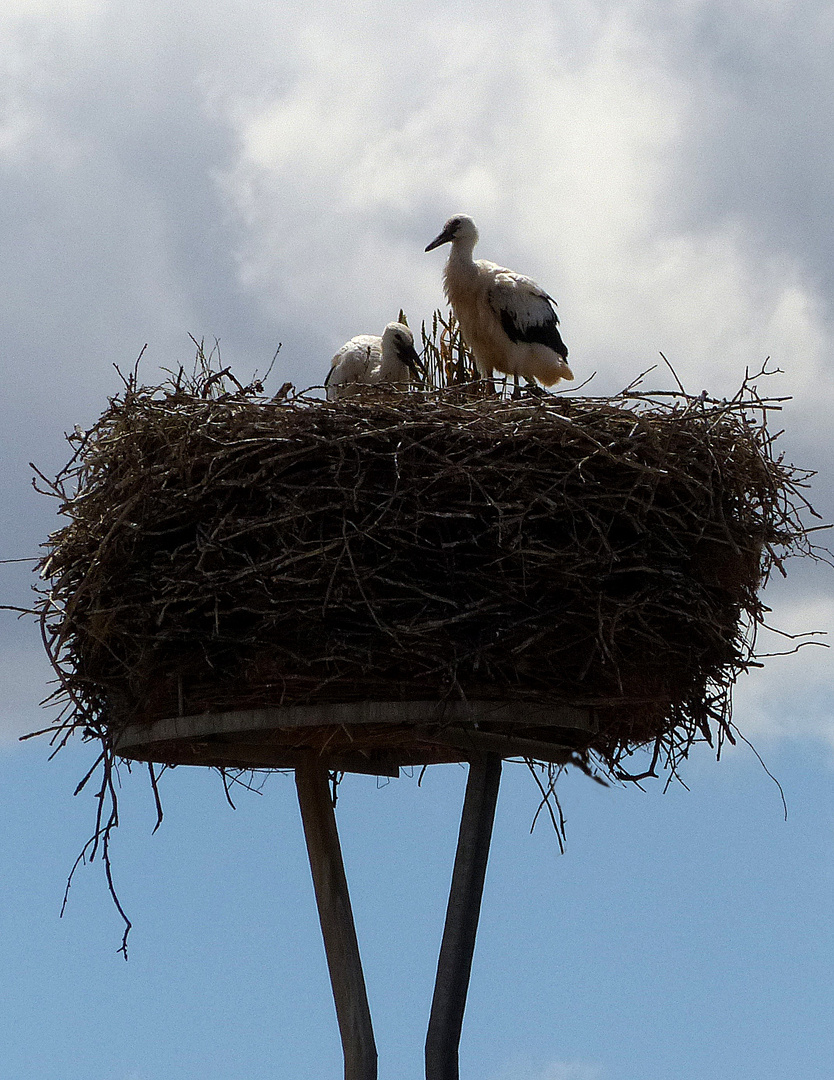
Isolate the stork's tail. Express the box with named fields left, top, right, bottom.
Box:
left=530, top=356, right=574, bottom=387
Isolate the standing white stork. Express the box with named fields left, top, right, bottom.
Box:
left=325, top=321, right=422, bottom=400
left=425, top=214, right=573, bottom=393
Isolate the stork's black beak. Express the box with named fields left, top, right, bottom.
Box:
left=425, top=226, right=454, bottom=252
left=398, top=341, right=424, bottom=378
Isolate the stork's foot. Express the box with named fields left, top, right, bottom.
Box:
left=524, top=380, right=546, bottom=398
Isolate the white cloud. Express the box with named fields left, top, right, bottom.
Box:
left=1, top=0, right=831, bottom=405
left=490, top=1058, right=604, bottom=1080
left=733, top=584, right=834, bottom=752
left=210, top=1, right=834, bottom=406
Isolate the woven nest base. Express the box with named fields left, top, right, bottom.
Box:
left=36, top=368, right=816, bottom=778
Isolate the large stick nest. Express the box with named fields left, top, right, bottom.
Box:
left=35, top=356, right=819, bottom=781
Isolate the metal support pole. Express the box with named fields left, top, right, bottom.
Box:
left=295, top=757, right=378, bottom=1080
left=425, top=752, right=503, bottom=1080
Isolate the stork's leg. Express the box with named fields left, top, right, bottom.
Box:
left=425, top=752, right=503, bottom=1080
left=295, top=758, right=378, bottom=1080
left=511, top=373, right=521, bottom=400
left=473, top=372, right=499, bottom=397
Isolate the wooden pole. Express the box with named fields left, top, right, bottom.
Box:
left=295, top=757, right=378, bottom=1080
left=425, top=752, right=503, bottom=1080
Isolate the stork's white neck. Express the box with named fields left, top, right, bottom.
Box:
left=447, top=236, right=478, bottom=274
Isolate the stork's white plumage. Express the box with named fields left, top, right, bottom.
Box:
left=325, top=322, right=422, bottom=400
left=425, top=214, right=573, bottom=389
left=325, top=334, right=377, bottom=399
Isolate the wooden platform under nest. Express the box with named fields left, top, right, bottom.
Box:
left=112, top=700, right=599, bottom=776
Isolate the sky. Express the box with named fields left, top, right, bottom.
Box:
left=0, top=1, right=832, bottom=1078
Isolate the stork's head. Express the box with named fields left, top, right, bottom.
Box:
left=425, top=214, right=479, bottom=252
left=382, top=321, right=424, bottom=378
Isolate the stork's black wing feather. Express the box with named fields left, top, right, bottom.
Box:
left=498, top=306, right=568, bottom=359
left=486, top=270, right=569, bottom=362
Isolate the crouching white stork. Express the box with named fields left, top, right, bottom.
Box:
left=325, top=321, right=422, bottom=400
left=425, top=214, right=573, bottom=393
